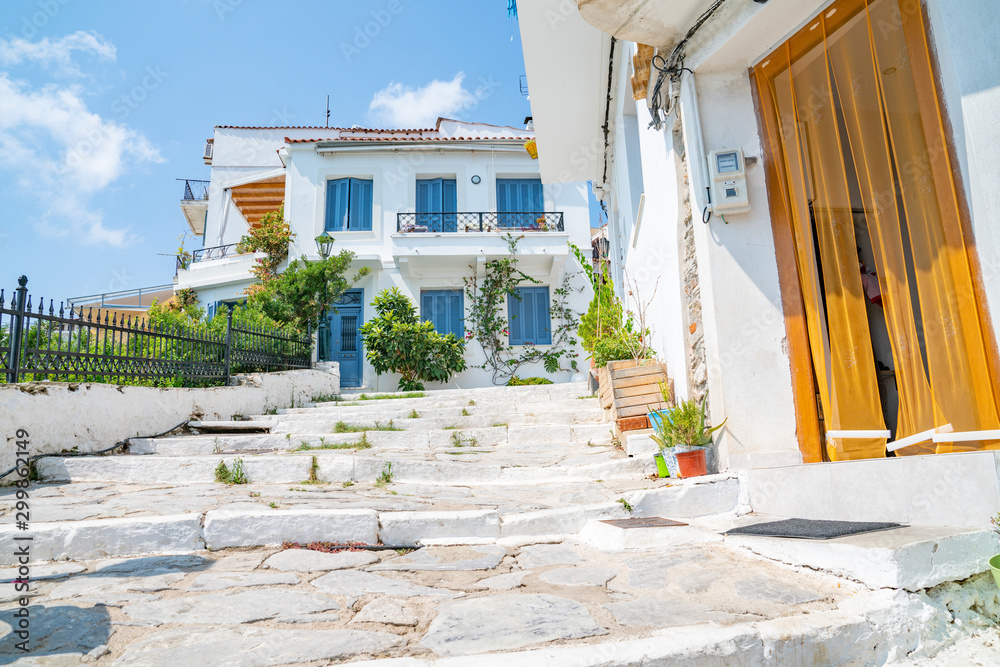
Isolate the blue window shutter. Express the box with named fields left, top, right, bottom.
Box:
left=522, top=289, right=537, bottom=343
left=442, top=179, right=457, bottom=211
left=448, top=290, right=463, bottom=336
left=325, top=179, right=350, bottom=231
left=416, top=178, right=445, bottom=213
left=348, top=179, right=373, bottom=231
left=496, top=179, right=512, bottom=213
left=535, top=287, right=551, bottom=344
left=421, top=290, right=463, bottom=337
left=509, top=287, right=551, bottom=345
left=507, top=290, right=523, bottom=345
left=528, top=179, right=543, bottom=212
left=421, top=292, right=434, bottom=328
left=442, top=179, right=457, bottom=232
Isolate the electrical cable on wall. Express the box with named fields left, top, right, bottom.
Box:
left=648, top=0, right=729, bottom=130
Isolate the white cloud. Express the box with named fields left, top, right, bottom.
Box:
left=369, top=73, right=478, bottom=128
left=0, top=71, right=162, bottom=248
left=0, top=31, right=116, bottom=77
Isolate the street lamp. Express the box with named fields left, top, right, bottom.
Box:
left=315, top=234, right=334, bottom=362
left=315, top=233, right=334, bottom=260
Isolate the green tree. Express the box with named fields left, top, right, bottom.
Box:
left=249, top=252, right=371, bottom=331
left=236, top=206, right=295, bottom=283
left=360, top=288, right=467, bottom=391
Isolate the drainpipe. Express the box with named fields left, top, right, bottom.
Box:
left=680, top=72, right=712, bottom=218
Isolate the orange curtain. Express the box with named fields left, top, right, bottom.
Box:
left=754, top=0, right=1000, bottom=458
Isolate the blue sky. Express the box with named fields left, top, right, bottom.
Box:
left=0, top=0, right=600, bottom=302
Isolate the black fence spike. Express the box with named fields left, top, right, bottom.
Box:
left=58, top=302, right=65, bottom=318
left=26, top=294, right=32, bottom=311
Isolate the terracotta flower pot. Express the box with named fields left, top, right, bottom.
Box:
left=675, top=448, right=707, bottom=478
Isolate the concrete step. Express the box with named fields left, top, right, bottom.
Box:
left=0, top=477, right=743, bottom=564
left=288, top=397, right=600, bottom=417
left=190, top=420, right=275, bottom=433
left=724, top=520, right=1000, bottom=591
left=36, top=451, right=654, bottom=486
left=264, top=407, right=605, bottom=428
left=131, top=423, right=613, bottom=456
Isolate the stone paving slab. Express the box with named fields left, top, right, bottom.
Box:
left=0, top=538, right=987, bottom=664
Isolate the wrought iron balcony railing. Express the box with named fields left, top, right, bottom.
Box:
left=178, top=178, right=210, bottom=201
left=176, top=243, right=243, bottom=273
left=396, top=212, right=564, bottom=234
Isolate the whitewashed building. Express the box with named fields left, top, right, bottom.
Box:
left=520, top=0, right=1000, bottom=473
left=175, top=119, right=592, bottom=389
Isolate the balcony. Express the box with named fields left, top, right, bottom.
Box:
left=391, top=212, right=569, bottom=278
left=396, top=212, right=564, bottom=234
left=179, top=178, right=210, bottom=236
left=175, top=243, right=262, bottom=293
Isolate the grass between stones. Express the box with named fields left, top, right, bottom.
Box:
left=215, top=459, right=249, bottom=485
left=407, top=409, right=420, bottom=419
left=374, top=462, right=393, bottom=488
left=332, top=420, right=401, bottom=433
left=358, top=392, right=426, bottom=401
left=297, top=434, right=372, bottom=451
left=617, top=497, right=634, bottom=513
left=450, top=432, right=479, bottom=448
left=299, top=456, right=326, bottom=485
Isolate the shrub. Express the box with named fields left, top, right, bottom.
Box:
left=360, top=288, right=467, bottom=391
left=507, top=376, right=554, bottom=386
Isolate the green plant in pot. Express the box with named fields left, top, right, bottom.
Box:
left=990, top=512, right=1000, bottom=590
left=649, top=392, right=726, bottom=479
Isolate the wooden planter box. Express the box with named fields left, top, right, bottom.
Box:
left=598, top=359, right=672, bottom=436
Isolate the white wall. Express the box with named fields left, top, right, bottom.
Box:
left=680, top=69, right=802, bottom=471
left=0, top=368, right=339, bottom=482
left=925, top=0, right=1000, bottom=344
left=282, top=142, right=593, bottom=389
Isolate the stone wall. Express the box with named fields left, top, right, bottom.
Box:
left=675, top=113, right=708, bottom=402
left=0, top=366, right=339, bottom=481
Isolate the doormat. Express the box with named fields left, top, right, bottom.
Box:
left=600, top=517, right=688, bottom=529
left=725, top=518, right=903, bottom=540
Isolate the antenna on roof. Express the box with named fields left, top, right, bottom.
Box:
left=325, top=95, right=330, bottom=128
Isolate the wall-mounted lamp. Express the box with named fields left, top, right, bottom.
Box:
left=471, top=175, right=482, bottom=184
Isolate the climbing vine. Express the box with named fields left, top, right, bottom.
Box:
left=236, top=205, right=295, bottom=284
left=463, top=234, right=581, bottom=385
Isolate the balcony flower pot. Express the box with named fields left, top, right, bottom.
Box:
left=990, top=554, right=1000, bottom=590
left=675, top=446, right=708, bottom=479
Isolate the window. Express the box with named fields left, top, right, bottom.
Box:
left=421, top=290, right=464, bottom=338
left=508, top=286, right=551, bottom=345
left=416, top=178, right=457, bottom=232
left=496, top=178, right=544, bottom=229
left=496, top=178, right=543, bottom=212
left=325, top=178, right=373, bottom=231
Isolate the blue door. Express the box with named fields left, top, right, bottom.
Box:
left=416, top=178, right=457, bottom=232
left=329, top=290, right=363, bottom=387
left=496, top=178, right=543, bottom=229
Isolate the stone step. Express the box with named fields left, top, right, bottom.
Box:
left=190, top=420, right=275, bottom=433
left=36, top=452, right=654, bottom=486
left=0, top=477, right=743, bottom=564
left=264, top=407, right=605, bottom=428
left=724, top=521, right=1000, bottom=591
left=130, top=423, right=613, bottom=456
left=288, top=397, right=600, bottom=417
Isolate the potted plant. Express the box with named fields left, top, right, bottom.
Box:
left=649, top=392, right=726, bottom=478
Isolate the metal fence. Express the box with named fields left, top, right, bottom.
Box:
left=397, top=211, right=564, bottom=233
left=178, top=178, right=210, bottom=201
left=176, top=243, right=243, bottom=273
left=1, top=276, right=312, bottom=387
